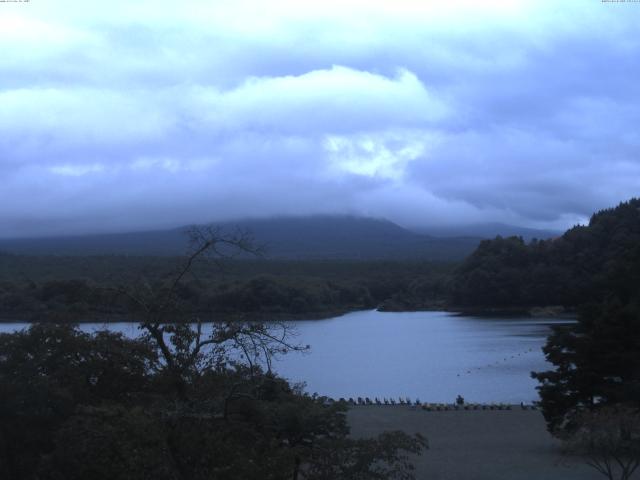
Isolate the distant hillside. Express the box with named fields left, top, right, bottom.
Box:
left=0, top=216, right=482, bottom=261
left=451, top=198, right=640, bottom=307
left=414, top=222, right=560, bottom=241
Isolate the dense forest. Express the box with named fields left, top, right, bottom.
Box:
left=0, top=256, right=453, bottom=321
left=451, top=199, right=640, bottom=309
left=0, top=216, right=469, bottom=322
left=0, top=324, right=426, bottom=479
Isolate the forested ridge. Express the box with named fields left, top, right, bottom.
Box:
left=452, top=198, right=640, bottom=309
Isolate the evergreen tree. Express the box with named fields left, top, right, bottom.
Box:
left=533, top=300, right=640, bottom=433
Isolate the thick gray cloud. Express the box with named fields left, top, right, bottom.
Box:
left=1, top=0, right=639, bottom=237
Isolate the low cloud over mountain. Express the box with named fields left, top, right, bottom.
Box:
left=1, top=1, right=639, bottom=237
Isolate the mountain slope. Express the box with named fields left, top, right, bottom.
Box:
left=0, top=216, right=482, bottom=261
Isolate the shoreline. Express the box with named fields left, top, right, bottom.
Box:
left=0, top=308, right=356, bottom=324
left=0, top=305, right=577, bottom=324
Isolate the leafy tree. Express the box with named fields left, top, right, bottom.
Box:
left=532, top=301, right=640, bottom=433
left=561, top=405, right=640, bottom=480
left=0, top=324, right=157, bottom=479
left=42, top=406, right=177, bottom=480
left=303, top=431, right=426, bottom=480
left=0, top=324, right=426, bottom=480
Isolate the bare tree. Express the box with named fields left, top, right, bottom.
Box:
left=562, top=405, right=640, bottom=480
left=112, top=225, right=308, bottom=395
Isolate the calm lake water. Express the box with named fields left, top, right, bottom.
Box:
left=0, top=310, right=569, bottom=403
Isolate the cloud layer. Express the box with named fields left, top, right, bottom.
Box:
left=1, top=0, right=639, bottom=237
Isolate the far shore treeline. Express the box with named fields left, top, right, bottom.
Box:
left=0, top=257, right=454, bottom=322
left=1, top=198, right=640, bottom=321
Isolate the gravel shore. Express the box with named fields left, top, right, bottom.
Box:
left=348, top=406, right=604, bottom=480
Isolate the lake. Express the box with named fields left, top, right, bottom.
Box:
left=0, top=310, right=569, bottom=403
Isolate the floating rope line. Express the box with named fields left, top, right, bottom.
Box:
left=456, top=346, right=539, bottom=376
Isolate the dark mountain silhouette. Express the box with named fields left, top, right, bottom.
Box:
left=0, top=215, right=482, bottom=261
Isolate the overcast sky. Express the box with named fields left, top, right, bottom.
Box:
left=1, top=0, right=639, bottom=237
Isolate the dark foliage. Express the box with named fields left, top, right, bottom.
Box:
left=0, top=324, right=426, bottom=480
left=518, top=200, right=640, bottom=435
left=0, top=257, right=454, bottom=320
left=452, top=198, right=640, bottom=308
left=561, top=405, right=640, bottom=480
left=0, top=324, right=158, bottom=478
left=532, top=301, right=640, bottom=433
